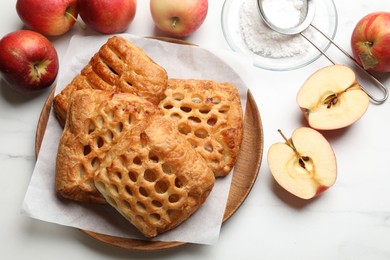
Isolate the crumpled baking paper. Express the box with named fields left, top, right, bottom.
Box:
left=21, top=34, right=249, bottom=245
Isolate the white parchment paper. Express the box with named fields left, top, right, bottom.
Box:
left=21, top=34, right=250, bottom=245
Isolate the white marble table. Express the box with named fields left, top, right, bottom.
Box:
left=1, top=0, right=390, bottom=259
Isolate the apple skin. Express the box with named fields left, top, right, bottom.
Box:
left=0, top=30, right=59, bottom=93
left=351, top=12, right=390, bottom=72
left=267, top=128, right=337, bottom=200
left=150, top=0, right=208, bottom=37
left=16, top=0, right=78, bottom=36
left=78, top=0, right=137, bottom=34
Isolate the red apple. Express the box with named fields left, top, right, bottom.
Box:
left=16, top=0, right=78, bottom=36
left=268, top=128, right=337, bottom=200
left=297, top=65, right=369, bottom=130
left=150, top=0, right=208, bottom=37
left=0, top=30, right=59, bottom=93
left=78, top=0, right=137, bottom=34
left=351, top=12, right=390, bottom=72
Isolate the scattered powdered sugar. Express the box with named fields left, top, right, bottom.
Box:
left=239, top=0, right=310, bottom=58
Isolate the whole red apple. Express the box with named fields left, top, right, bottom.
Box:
left=351, top=12, right=390, bottom=72
left=16, top=0, right=78, bottom=36
left=150, top=0, right=208, bottom=37
left=0, top=30, right=59, bottom=93
left=78, top=0, right=137, bottom=34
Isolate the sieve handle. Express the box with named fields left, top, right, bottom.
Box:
left=300, top=24, right=388, bottom=104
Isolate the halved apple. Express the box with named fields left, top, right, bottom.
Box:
left=267, top=127, right=337, bottom=200
left=297, top=65, right=369, bottom=130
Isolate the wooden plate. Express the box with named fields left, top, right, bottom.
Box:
left=35, top=88, right=262, bottom=250
left=34, top=38, right=263, bottom=251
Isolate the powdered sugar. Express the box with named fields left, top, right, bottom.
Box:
left=239, top=0, right=310, bottom=58
left=263, top=0, right=304, bottom=28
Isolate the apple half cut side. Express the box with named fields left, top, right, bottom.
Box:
left=267, top=127, right=337, bottom=200
left=297, top=65, right=369, bottom=130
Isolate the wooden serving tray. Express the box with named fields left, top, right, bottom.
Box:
left=35, top=88, right=262, bottom=250
left=34, top=38, right=263, bottom=251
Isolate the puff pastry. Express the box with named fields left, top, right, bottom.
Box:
left=53, top=38, right=243, bottom=237
left=159, top=79, right=243, bottom=177
left=94, top=116, right=215, bottom=238
left=53, top=36, right=168, bottom=126
left=55, top=89, right=162, bottom=203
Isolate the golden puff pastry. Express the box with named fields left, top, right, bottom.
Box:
left=94, top=115, right=215, bottom=238
left=53, top=36, right=168, bottom=126
left=159, top=79, right=243, bottom=177
left=55, top=89, right=162, bottom=203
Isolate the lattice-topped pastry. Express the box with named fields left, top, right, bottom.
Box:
left=159, top=79, right=243, bottom=177
left=94, top=116, right=215, bottom=238
left=53, top=36, right=168, bottom=126
left=55, top=89, right=162, bottom=203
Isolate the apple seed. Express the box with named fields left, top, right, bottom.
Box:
left=322, top=81, right=359, bottom=108
left=323, top=93, right=338, bottom=108
left=278, top=129, right=311, bottom=170
left=299, top=156, right=310, bottom=169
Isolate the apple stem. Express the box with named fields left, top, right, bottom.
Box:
left=278, top=129, right=296, bottom=152
left=65, top=10, right=86, bottom=30
left=33, top=63, right=40, bottom=78
left=171, top=17, right=179, bottom=29
left=277, top=129, right=308, bottom=169
left=363, top=41, right=374, bottom=53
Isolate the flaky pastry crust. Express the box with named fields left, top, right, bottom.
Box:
left=55, top=89, right=162, bottom=203
left=94, top=116, right=215, bottom=238
left=53, top=36, right=168, bottom=126
left=159, top=79, right=243, bottom=177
